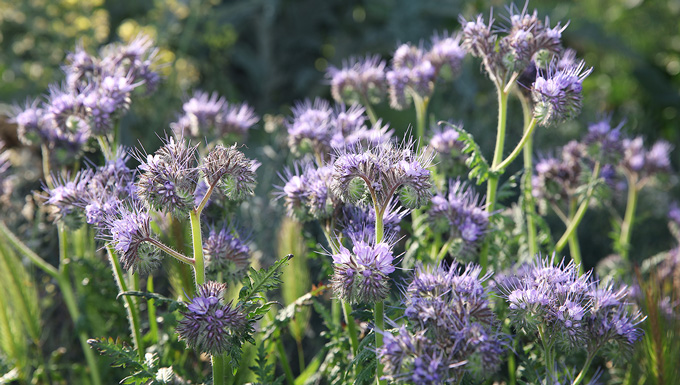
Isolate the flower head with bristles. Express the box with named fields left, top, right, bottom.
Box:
left=203, top=223, right=251, bottom=281
left=331, top=137, right=434, bottom=212
left=426, top=31, right=465, bottom=80
left=135, top=137, right=199, bottom=217
left=532, top=60, right=592, bottom=126
left=340, top=200, right=409, bottom=244
left=201, top=144, right=259, bottom=201
left=331, top=240, right=395, bottom=304
left=327, top=54, right=387, bottom=105
left=286, top=98, right=335, bottom=159
left=177, top=281, right=247, bottom=356
left=386, top=44, right=436, bottom=110
left=43, top=170, right=93, bottom=227
left=274, top=161, right=337, bottom=221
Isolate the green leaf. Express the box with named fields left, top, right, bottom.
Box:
left=238, top=254, right=293, bottom=315
left=117, top=291, right=184, bottom=312
left=439, top=121, right=493, bottom=184
left=262, top=286, right=326, bottom=341
left=250, top=343, right=283, bottom=385
left=88, top=337, right=155, bottom=385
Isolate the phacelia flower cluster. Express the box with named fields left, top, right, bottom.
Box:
left=331, top=240, right=395, bottom=304
left=203, top=223, right=251, bottom=281
left=340, top=201, right=408, bottom=244
left=461, top=5, right=566, bottom=83
left=380, top=262, right=505, bottom=383
left=428, top=179, right=490, bottom=256
left=621, top=136, right=673, bottom=180
left=502, top=255, right=592, bottom=349
left=327, top=55, right=387, bottom=105
left=331, top=138, right=434, bottom=211
left=177, top=282, right=247, bottom=356
left=386, top=44, right=436, bottom=110
left=201, top=144, right=259, bottom=202
left=135, top=137, right=199, bottom=217
left=532, top=140, right=587, bottom=207
left=170, top=90, right=259, bottom=141
left=531, top=60, right=592, bottom=126
left=275, top=162, right=335, bottom=221
left=286, top=99, right=392, bottom=161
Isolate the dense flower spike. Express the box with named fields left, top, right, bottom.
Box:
left=135, top=137, right=199, bottom=217
left=583, top=118, right=625, bottom=163
left=502, top=254, right=592, bottom=349
left=177, top=282, right=247, bottom=356
left=331, top=138, right=434, bottom=211
left=428, top=179, right=490, bottom=256
left=43, top=170, right=93, bottom=226
left=531, top=60, right=592, bottom=126
left=203, top=223, right=251, bottom=281
left=201, top=145, right=259, bottom=201
left=426, top=31, right=465, bottom=79
left=382, top=262, right=505, bottom=382
left=327, top=54, right=387, bottom=105
left=99, top=201, right=161, bottom=273
left=83, top=148, right=136, bottom=227
left=585, top=283, right=645, bottom=357
left=340, top=200, right=409, bottom=243
left=331, top=240, right=395, bottom=304
left=171, top=91, right=259, bottom=140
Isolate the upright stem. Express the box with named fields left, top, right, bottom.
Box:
left=0, top=221, right=58, bottom=279
left=486, top=88, right=510, bottom=214
left=360, top=93, right=378, bottom=126
left=412, top=93, right=429, bottom=147
left=555, top=162, right=601, bottom=253
left=374, top=300, right=386, bottom=385
left=211, top=354, right=226, bottom=385
left=276, top=338, right=295, bottom=385
left=572, top=352, right=596, bottom=385
left=147, top=276, right=159, bottom=344
left=519, top=95, right=538, bottom=256
left=40, top=144, right=54, bottom=189
left=189, top=210, right=205, bottom=288
left=107, top=246, right=144, bottom=360
left=619, top=174, right=639, bottom=261
left=567, top=199, right=583, bottom=274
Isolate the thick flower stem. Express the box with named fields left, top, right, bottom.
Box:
left=189, top=210, right=205, bottom=288
left=360, top=93, right=378, bottom=126
left=412, top=93, right=430, bottom=147
left=572, top=352, right=596, bottom=385
left=486, top=88, right=510, bottom=214
left=555, top=162, right=601, bottom=254
left=619, top=174, right=639, bottom=261
left=567, top=199, right=583, bottom=273
left=519, top=95, right=538, bottom=256
left=107, top=246, right=144, bottom=360
left=374, top=300, right=386, bottom=385
left=211, top=354, right=227, bottom=385
left=342, top=299, right=360, bottom=356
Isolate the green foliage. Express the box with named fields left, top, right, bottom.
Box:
left=440, top=122, right=494, bottom=185
left=278, top=218, right=312, bottom=343
left=88, top=337, right=156, bottom=385
left=250, top=343, right=283, bottom=385
left=238, top=254, right=293, bottom=321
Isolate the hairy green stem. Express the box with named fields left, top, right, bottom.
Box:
left=189, top=210, right=205, bottom=288
left=556, top=162, right=601, bottom=253
left=572, top=352, right=596, bottom=385
left=567, top=199, right=584, bottom=273
left=486, top=88, right=510, bottom=213
left=374, top=301, right=386, bottom=385
left=107, top=246, right=144, bottom=360
left=147, top=238, right=194, bottom=265
left=493, top=118, right=537, bottom=172
left=147, top=276, right=159, bottom=344
left=342, top=299, right=360, bottom=356
left=412, top=93, right=429, bottom=147
left=519, top=95, right=538, bottom=256
left=212, top=354, right=227, bottom=385
left=619, top=174, right=639, bottom=261
left=296, top=338, right=306, bottom=373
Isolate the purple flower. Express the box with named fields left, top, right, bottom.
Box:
left=327, top=54, right=387, bottom=105
left=331, top=137, right=434, bottom=211
left=201, top=144, right=259, bottom=201
left=386, top=44, right=436, bottom=110
left=275, top=162, right=335, bottom=221
left=82, top=72, right=139, bottom=135
left=286, top=98, right=335, bottom=158
left=585, top=283, right=645, bottom=357
left=43, top=170, right=93, bottom=226
left=331, top=240, right=395, bottom=304
left=221, top=102, right=259, bottom=136
left=531, top=60, right=592, bottom=126
left=583, top=118, right=625, bottom=163
left=100, top=34, right=161, bottom=94
left=429, top=124, right=463, bottom=155
left=621, top=137, right=673, bottom=179
left=135, top=137, right=199, bottom=217
left=428, top=179, right=489, bottom=256
left=426, top=31, right=465, bottom=79
left=12, top=100, right=48, bottom=146
left=82, top=148, right=136, bottom=226
left=98, top=201, right=160, bottom=273
left=203, top=223, right=251, bottom=281
left=340, top=200, right=408, bottom=243
left=501, top=254, right=592, bottom=349
left=532, top=141, right=587, bottom=207
left=460, top=14, right=497, bottom=61
left=177, top=282, right=247, bottom=356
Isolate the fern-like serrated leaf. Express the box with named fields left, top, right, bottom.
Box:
left=439, top=122, right=492, bottom=184
left=238, top=254, right=293, bottom=310
left=250, top=343, right=283, bottom=385
left=88, top=337, right=155, bottom=385
left=263, top=286, right=325, bottom=340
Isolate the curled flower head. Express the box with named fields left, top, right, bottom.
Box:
left=531, top=60, right=592, bottom=126
left=461, top=13, right=497, bottom=61
left=82, top=72, right=139, bottom=136
left=135, top=137, right=199, bottom=217
left=99, top=34, right=161, bottom=93
left=426, top=31, right=465, bottom=79
left=12, top=100, right=48, bottom=146
left=203, top=223, right=251, bottom=281
left=428, top=179, right=490, bottom=256
left=502, top=254, right=592, bottom=349
left=331, top=137, right=434, bottom=211
left=585, top=282, right=645, bottom=358
left=621, top=137, right=673, bottom=180
left=331, top=240, right=395, bottom=304
left=98, top=201, right=161, bottom=273
left=221, top=102, right=259, bottom=136
left=327, top=54, right=387, bottom=105
left=201, top=145, right=259, bottom=201
left=83, top=148, right=136, bottom=227
left=583, top=118, right=625, bottom=163
left=43, top=170, right=93, bottom=227
left=429, top=124, right=463, bottom=156
left=531, top=141, right=586, bottom=207
left=286, top=98, right=335, bottom=158
left=274, top=162, right=336, bottom=221
left=340, top=200, right=409, bottom=244
left=386, top=44, right=436, bottom=110
left=177, top=281, right=247, bottom=356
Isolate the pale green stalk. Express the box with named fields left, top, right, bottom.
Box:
left=619, top=173, right=639, bottom=261
left=147, top=276, right=159, bottom=344
left=555, top=162, right=601, bottom=254
left=212, top=354, right=226, bottom=385
left=412, top=93, right=430, bottom=147
left=276, top=339, right=295, bottom=385
left=572, top=352, right=596, bottom=385
left=189, top=210, right=205, bottom=287
left=568, top=199, right=584, bottom=274
left=519, top=94, right=538, bottom=261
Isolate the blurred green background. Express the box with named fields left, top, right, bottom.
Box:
left=1, top=0, right=678, bottom=271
